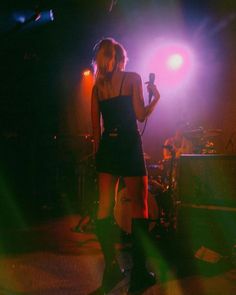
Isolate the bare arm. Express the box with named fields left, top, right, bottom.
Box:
left=132, top=73, right=160, bottom=122
left=91, top=85, right=101, bottom=153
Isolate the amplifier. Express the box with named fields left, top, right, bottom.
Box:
left=178, top=154, right=236, bottom=207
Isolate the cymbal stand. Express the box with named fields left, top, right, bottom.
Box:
left=225, top=131, right=235, bottom=153
left=73, top=153, right=98, bottom=233
left=160, top=146, right=177, bottom=235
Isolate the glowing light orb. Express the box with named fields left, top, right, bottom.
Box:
left=167, top=53, right=184, bottom=70
left=142, top=40, right=195, bottom=91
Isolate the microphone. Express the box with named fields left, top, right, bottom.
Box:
left=146, top=73, right=155, bottom=103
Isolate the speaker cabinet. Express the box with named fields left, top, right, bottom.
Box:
left=178, top=154, right=236, bottom=207
left=176, top=155, right=236, bottom=253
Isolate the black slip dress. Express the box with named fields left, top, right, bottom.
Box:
left=95, top=74, right=147, bottom=177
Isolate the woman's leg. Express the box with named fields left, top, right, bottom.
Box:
left=124, top=176, right=156, bottom=294
left=97, top=172, right=119, bottom=219
left=94, top=173, right=124, bottom=293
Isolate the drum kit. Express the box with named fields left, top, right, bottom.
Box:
left=114, top=127, right=223, bottom=239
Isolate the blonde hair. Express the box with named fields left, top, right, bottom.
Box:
left=93, top=38, right=115, bottom=82
left=93, top=38, right=128, bottom=82
left=114, top=42, right=128, bottom=71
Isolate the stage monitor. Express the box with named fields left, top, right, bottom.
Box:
left=178, top=154, right=236, bottom=207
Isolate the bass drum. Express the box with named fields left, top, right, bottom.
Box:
left=114, top=188, right=159, bottom=234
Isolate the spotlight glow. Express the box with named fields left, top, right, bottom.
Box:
left=167, top=53, right=184, bottom=70
left=49, top=9, right=54, bottom=21
left=140, top=40, right=195, bottom=92
left=83, top=70, right=91, bottom=77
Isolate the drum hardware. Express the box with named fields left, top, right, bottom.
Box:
left=201, top=140, right=217, bottom=154
left=200, top=129, right=222, bottom=154
left=147, top=165, right=176, bottom=236
left=147, top=169, right=178, bottom=237
left=75, top=153, right=98, bottom=233
left=183, top=127, right=204, bottom=139
left=148, top=178, right=165, bottom=195
left=148, top=127, right=223, bottom=236
left=203, top=129, right=222, bottom=138
left=156, top=145, right=179, bottom=234
left=148, top=163, right=164, bottom=170
left=162, top=145, right=176, bottom=189
left=184, top=127, right=222, bottom=154
left=156, top=189, right=177, bottom=232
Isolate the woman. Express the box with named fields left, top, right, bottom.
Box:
left=91, top=38, right=160, bottom=294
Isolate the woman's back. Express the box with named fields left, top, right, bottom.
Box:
left=97, top=71, right=138, bottom=132
left=95, top=71, right=138, bottom=101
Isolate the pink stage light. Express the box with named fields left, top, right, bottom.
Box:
left=167, top=53, right=184, bottom=70
left=141, top=41, right=195, bottom=92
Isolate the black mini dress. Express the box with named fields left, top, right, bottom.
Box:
left=95, top=77, right=147, bottom=177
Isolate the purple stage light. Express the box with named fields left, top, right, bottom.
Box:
left=139, top=39, right=195, bottom=93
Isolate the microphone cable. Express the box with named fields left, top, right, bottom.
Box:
left=140, top=73, right=155, bottom=136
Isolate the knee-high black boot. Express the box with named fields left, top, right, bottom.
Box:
left=95, top=217, right=124, bottom=293
left=128, top=218, right=157, bottom=294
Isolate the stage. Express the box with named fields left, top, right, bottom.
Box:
left=0, top=3, right=236, bottom=294
left=0, top=214, right=235, bottom=295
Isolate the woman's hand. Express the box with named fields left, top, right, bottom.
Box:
left=147, top=83, right=160, bottom=101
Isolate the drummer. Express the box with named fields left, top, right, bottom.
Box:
left=163, top=121, right=193, bottom=160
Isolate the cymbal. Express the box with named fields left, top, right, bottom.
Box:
left=203, top=129, right=222, bottom=138
left=184, top=128, right=222, bottom=139
left=183, top=128, right=204, bottom=139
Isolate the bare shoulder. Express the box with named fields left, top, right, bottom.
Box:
left=124, top=71, right=142, bottom=83
left=123, top=72, right=142, bottom=90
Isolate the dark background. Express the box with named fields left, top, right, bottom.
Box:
left=0, top=0, right=236, bottom=225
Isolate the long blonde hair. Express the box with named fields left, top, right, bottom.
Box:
left=93, top=38, right=116, bottom=82
left=93, top=38, right=128, bottom=82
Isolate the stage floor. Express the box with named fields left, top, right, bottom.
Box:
left=0, top=214, right=236, bottom=295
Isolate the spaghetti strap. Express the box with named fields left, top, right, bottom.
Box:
left=119, top=73, right=126, bottom=96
